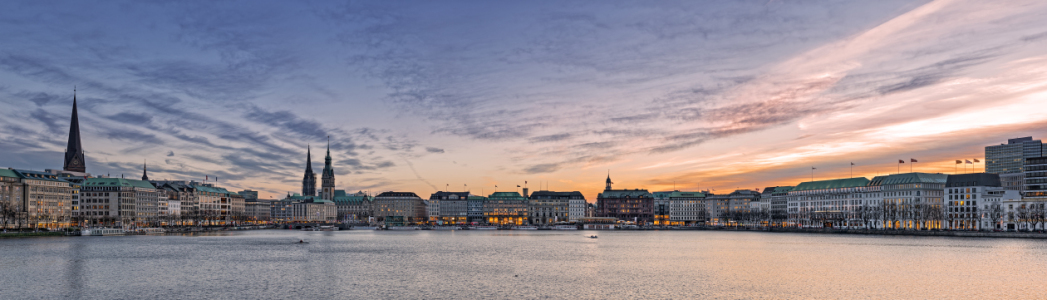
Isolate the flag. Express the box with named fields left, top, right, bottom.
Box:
left=956, top=160, right=962, bottom=164
left=974, top=159, right=981, bottom=163
left=812, top=167, right=816, bottom=170
left=517, top=185, right=521, bottom=188
left=911, top=158, right=918, bottom=163
left=851, top=162, right=855, bottom=166
left=898, top=160, right=905, bottom=164
left=966, top=160, right=973, bottom=164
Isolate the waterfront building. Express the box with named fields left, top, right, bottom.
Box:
left=238, top=190, right=259, bottom=201
left=13, top=169, right=75, bottom=229
left=333, top=190, right=372, bottom=222
left=568, top=194, right=586, bottom=222
left=155, top=181, right=198, bottom=224
left=320, top=142, right=335, bottom=201
left=195, top=184, right=234, bottom=225
left=80, top=178, right=156, bottom=228
left=1024, top=157, right=1047, bottom=201
left=787, top=178, right=869, bottom=228
left=653, top=191, right=706, bottom=226
left=63, top=91, right=87, bottom=173
left=865, top=173, right=947, bottom=230
left=597, top=174, right=654, bottom=224
left=373, top=192, right=427, bottom=226
left=270, top=194, right=337, bottom=223
left=0, top=169, right=24, bottom=228
left=429, top=191, right=469, bottom=224
left=230, top=192, right=245, bottom=223
left=763, top=186, right=793, bottom=226
left=132, top=179, right=161, bottom=227
left=945, top=173, right=1005, bottom=231
left=467, top=195, right=485, bottom=224
left=986, top=137, right=1046, bottom=193
left=484, top=192, right=529, bottom=225
left=425, top=199, right=438, bottom=222
left=301, top=146, right=317, bottom=197
left=243, top=199, right=269, bottom=223
left=529, top=191, right=581, bottom=225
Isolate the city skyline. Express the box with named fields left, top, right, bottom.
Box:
left=3, top=1, right=1047, bottom=201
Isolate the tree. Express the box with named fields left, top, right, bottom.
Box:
left=1016, top=205, right=1032, bottom=232
left=988, top=203, right=1003, bottom=230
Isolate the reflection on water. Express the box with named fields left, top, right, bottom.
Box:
left=1, top=230, right=1046, bottom=299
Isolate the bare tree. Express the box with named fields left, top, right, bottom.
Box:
left=1016, top=205, right=1032, bottom=232
left=988, top=203, right=1003, bottom=230
left=1032, top=204, right=1046, bottom=232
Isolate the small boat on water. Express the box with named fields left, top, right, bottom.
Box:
left=515, top=226, right=538, bottom=230
left=554, top=225, right=578, bottom=230
left=473, top=226, right=498, bottom=230
left=319, top=226, right=339, bottom=231
left=589, top=235, right=598, bottom=239
left=431, top=226, right=459, bottom=230
left=387, top=226, right=420, bottom=230
left=352, top=226, right=378, bottom=230
left=82, top=227, right=126, bottom=236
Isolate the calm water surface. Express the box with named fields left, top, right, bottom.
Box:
left=1, top=230, right=1046, bottom=299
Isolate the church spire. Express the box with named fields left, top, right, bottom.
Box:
left=302, top=144, right=317, bottom=197
left=605, top=170, right=613, bottom=191
left=305, top=144, right=313, bottom=172
left=321, top=136, right=336, bottom=200
left=63, top=87, right=86, bottom=173
left=142, top=160, right=149, bottom=181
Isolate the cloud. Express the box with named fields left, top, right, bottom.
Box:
left=167, top=150, right=175, bottom=157
left=425, top=147, right=444, bottom=153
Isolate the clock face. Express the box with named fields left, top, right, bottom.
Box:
left=72, top=156, right=81, bottom=165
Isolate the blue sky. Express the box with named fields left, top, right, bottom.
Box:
left=2, top=0, right=1047, bottom=200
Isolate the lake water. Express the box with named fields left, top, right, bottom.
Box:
left=1, top=230, right=1046, bottom=299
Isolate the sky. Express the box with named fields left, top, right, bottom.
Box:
left=2, top=0, right=1047, bottom=201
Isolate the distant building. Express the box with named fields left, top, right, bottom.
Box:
left=761, top=186, right=792, bottom=226
left=945, top=173, right=1003, bottom=231
left=373, top=192, right=427, bottom=226
left=596, top=174, right=654, bottom=224
left=80, top=178, right=158, bottom=228
left=243, top=199, right=269, bottom=223
left=334, top=190, right=372, bottom=222
left=429, top=191, right=470, bottom=225
left=787, top=178, right=869, bottom=228
left=13, top=169, right=76, bottom=229
left=1024, top=157, right=1047, bottom=201
left=238, top=190, right=259, bottom=201
left=529, top=191, right=582, bottom=225
left=986, top=137, right=1046, bottom=193
left=653, top=191, right=706, bottom=226
left=866, top=173, right=947, bottom=230
left=270, top=193, right=337, bottom=223
left=467, top=195, right=485, bottom=224
left=485, top=192, right=529, bottom=225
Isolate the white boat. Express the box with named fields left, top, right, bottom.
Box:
left=431, top=226, right=459, bottom=230
left=473, top=226, right=498, bottom=230
left=515, top=226, right=538, bottom=230
left=139, top=228, right=165, bottom=234
left=554, top=225, right=578, bottom=230
left=352, top=226, right=378, bottom=230
left=387, top=226, right=419, bottom=230
left=82, top=227, right=126, bottom=236
left=319, top=226, right=339, bottom=231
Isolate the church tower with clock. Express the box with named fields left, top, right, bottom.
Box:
left=63, top=89, right=86, bottom=173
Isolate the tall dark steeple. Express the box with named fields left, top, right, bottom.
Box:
left=605, top=171, right=613, bottom=191
left=302, top=145, right=317, bottom=197
left=141, top=160, right=149, bottom=181
left=321, top=137, right=335, bottom=200
left=63, top=88, right=86, bottom=173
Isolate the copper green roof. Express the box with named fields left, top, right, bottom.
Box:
left=0, top=169, right=19, bottom=178
left=193, top=185, right=231, bottom=194
left=869, top=173, right=948, bottom=186
left=792, top=177, right=870, bottom=192
left=84, top=178, right=156, bottom=189
left=333, top=195, right=369, bottom=205
left=488, top=192, right=526, bottom=199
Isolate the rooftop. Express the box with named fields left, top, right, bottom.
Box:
left=792, top=177, right=870, bottom=192
left=869, top=173, right=948, bottom=186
